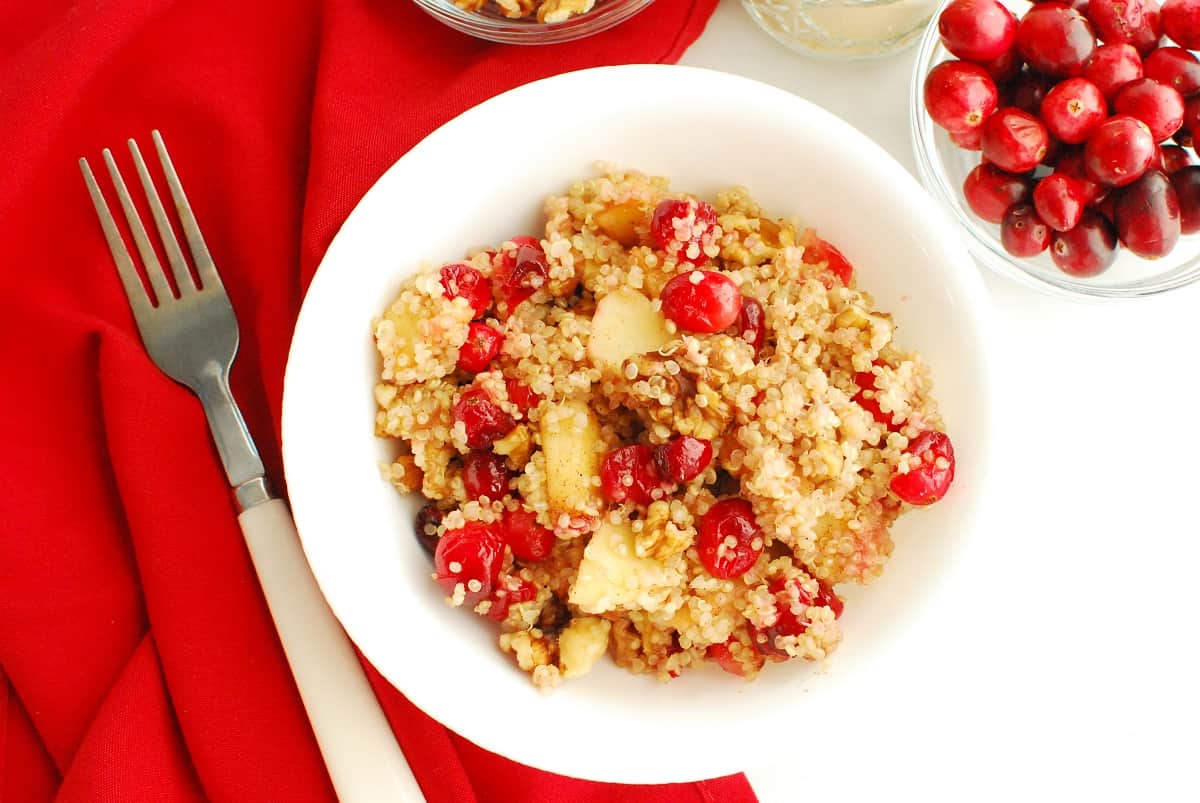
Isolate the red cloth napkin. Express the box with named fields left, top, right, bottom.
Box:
left=0, top=1, right=758, bottom=801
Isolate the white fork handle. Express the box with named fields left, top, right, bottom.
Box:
left=238, top=499, right=426, bottom=802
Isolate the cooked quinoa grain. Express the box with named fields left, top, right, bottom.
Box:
left=374, top=167, right=956, bottom=688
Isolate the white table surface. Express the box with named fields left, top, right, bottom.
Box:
left=682, top=4, right=1200, bottom=801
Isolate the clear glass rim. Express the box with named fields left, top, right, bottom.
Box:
left=741, top=0, right=935, bottom=60
left=908, top=0, right=1200, bottom=302
left=411, top=0, right=653, bottom=44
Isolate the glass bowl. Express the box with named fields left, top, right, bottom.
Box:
left=909, top=0, right=1200, bottom=300
left=411, top=0, right=652, bottom=43
left=743, top=0, right=941, bottom=59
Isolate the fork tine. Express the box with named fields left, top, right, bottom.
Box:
left=102, top=148, right=175, bottom=306
left=151, top=130, right=222, bottom=291
left=80, top=157, right=154, bottom=322
left=128, top=138, right=196, bottom=295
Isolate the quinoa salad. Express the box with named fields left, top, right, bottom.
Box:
left=373, top=167, right=957, bottom=690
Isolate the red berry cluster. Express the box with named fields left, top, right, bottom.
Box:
left=926, top=0, right=1200, bottom=276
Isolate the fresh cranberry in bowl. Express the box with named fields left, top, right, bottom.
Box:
left=1144, top=47, right=1200, bottom=96
left=981, top=107, right=1050, bottom=172
left=951, top=126, right=985, bottom=149
left=1040, top=77, right=1107, bottom=143
left=1160, top=144, right=1193, bottom=172
left=1113, top=78, right=1186, bottom=142
left=1170, top=165, right=1200, bottom=231
left=1006, top=69, right=1056, bottom=114
left=1162, top=0, right=1200, bottom=48
left=1084, top=115, right=1157, bottom=186
left=1000, top=204, right=1053, bottom=255
left=1114, top=170, right=1182, bottom=258
left=980, top=47, right=1025, bottom=83
left=1050, top=209, right=1119, bottom=275
left=1055, top=149, right=1106, bottom=203
left=1083, top=43, right=1144, bottom=99
left=1015, top=3, right=1097, bottom=77
left=457, top=322, right=504, bottom=373
left=963, top=162, right=1033, bottom=222
left=1034, top=173, right=1089, bottom=230
left=937, top=0, right=1018, bottom=61
left=1085, top=0, right=1152, bottom=46
left=923, top=61, right=1000, bottom=132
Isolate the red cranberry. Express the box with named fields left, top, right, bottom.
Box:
left=853, top=369, right=893, bottom=427
left=1113, top=78, right=1186, bottom=141
left=1006, top=69, right=1055, bottom=114
left=462, top=451, right=512, bottom=502
left=1084, top=115, right=1157, bottom=186
left=494, top=236, right=547, bottom=313
left=650, top=198, right=719, bottom=266
left=500, top=507, right=555, bottom=562
left=1169, top=165, right=1200, bottom=231
left=1034, top=173, right=1089, bottom=230
left=1000, top=204, right=1053, bottom=256
left=1055, top=149, right=1106, bottom=203
left=414, top=503, right=442, bottom=556
left=440, top=263, right=491, bottom=319
left=1040, top=78, right=1107, bottom=143
left=1130, top=5, right=1163, bottom=54
left=453, top=388, right=516, bottom=450
left=750, top=576, right=844, bottom=659
left=659, top=270, right=742, bottom=333
left=963, top=162, right=1034, bottom=222
left=938, top=0, right=1018, bottom=62
left=802, top=237, right=855, bottom=285
left=1160, top=144, right=1193, bottom=172
left=1162, top=0, right=1200, bottom=47
left=1175, top=95, right=1200, bottom=145
left=951, top=127, right=985, bottom=149
left=504, top=377, right=540, bottom=416
left=1114, top=170, right=1182, bottom=257
left=1144, top=47, right=1200, bottom=98
left=981, top=107, right=1050, bottom=172
left=1085, top=0, right=1151, bottom=45
left=653, top=436, right=713, bottom=483
left=1016, top=4, right=1097, bottom=78
left=980, top=47, right=1025, bottom=83
left=707, top=640, right=757, bottom=677
left=457, top=322, right=504, bottom=373
left=890, top=431, right=956, bottom=505
left=1084, top=43, right=1144, bottom=99
left=1050, top=209, right=1119, bottom=275
left=923, top=61, right=1000, bottom=133
left=735, top=298, right=766, bottom=353
left=434, top=521, right=505, bottom=606
left=599, top=444, right=665, bottom=505
left=484, top=576, right=537, bottom=622
left=697, top=498, right=764, bottom=579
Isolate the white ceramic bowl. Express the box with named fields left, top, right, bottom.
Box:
left=282, top=64, right=996, bottom=784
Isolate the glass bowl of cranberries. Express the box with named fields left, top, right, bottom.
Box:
left=911, top=0, right=1200, bottom=298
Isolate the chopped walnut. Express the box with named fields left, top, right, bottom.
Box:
left=536, top=0, right=594, bottom=22
left=492, top=424, right=533, bottom=469
left=453, top=0, right=486, bottom=9
left=495, top=0, right=537, bottom=17
left=635, top=500, right=695, bottom=560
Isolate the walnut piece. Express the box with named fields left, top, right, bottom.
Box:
left=537, top=0, right=595, bottom=23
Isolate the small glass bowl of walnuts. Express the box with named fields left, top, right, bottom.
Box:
left=411, top=0, right=652, bottom=43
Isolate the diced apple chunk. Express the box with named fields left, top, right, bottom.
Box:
left=540, top=399, right=602, bottom=521
left=587, top=288, right=672, bottom=370
left=568, top=520, right=685, bottom=614
left=594, top=201, right=645, bottom=247
left=376, top=304, right=423, bottom=370
left=558, top=616, right=612, bottom=678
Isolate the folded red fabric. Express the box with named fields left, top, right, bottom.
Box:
left=0, top=1, right=756, bottom=801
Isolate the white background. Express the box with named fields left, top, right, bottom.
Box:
left=683, top=4, right=1199, bottom=801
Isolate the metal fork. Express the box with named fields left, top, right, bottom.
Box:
left=80, top=131, right=424, bottom=803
